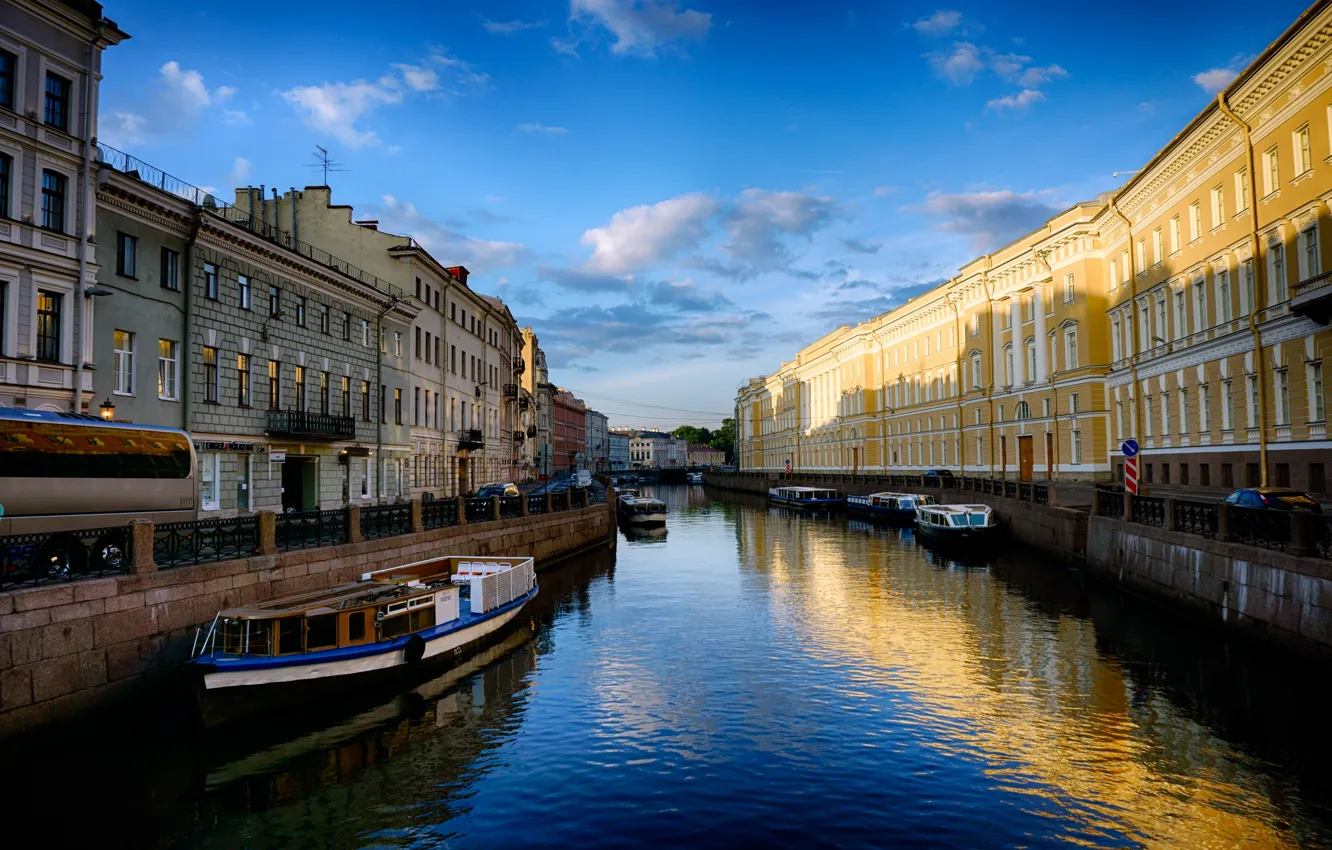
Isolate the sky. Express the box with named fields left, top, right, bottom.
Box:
left=96, top=0, right=1313, bottom=429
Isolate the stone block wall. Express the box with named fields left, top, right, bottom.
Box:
left=0, top=501, right=613, bottom=738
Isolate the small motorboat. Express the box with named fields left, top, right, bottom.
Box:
left=913, top=503, right=997, bottom=551
left=618, top=491, right=667, bottom=526
left=846, top=491, right=936, bottom=525
left=190, top=554, right=537, bottom=727
left=687, top=472, right=704, bottom=484
left=767, top=485, right=845, bottom=509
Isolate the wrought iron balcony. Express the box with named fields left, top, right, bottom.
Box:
left=266, top=410, right=356, bottom=440
left=503, top=383, right=518, bottom=399
left=519, top=396, right=531, bottom=411
left=458, top=428, right=484, bottom=450
left=526, top=424, right=537, bottom=437
left=513, top=357, right=525, bottom=375
left=1292, top=270, right=1332, bottom=324
left=512, top=430, right=525, bottom=442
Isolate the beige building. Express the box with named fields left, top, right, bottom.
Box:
left=739, top=0, right=1332, bottom=494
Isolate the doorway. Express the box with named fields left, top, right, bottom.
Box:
left=281, top=457, right=317, bottom=512
left=1044, top=432, right=1054, bottom=478
left=1018, top=434, right=1034, bottom=482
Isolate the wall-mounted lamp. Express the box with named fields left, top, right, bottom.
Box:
left=84, top=285, right=115, bottom=297
left=261, top=308, right=289, bottom=342
left=99, top=397, right=115, bottom=420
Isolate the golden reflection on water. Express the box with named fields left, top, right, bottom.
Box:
left=739, top=507, right=1299, bottom=848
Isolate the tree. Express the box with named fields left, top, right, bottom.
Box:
left=709, top=418, right=735, bottom=463
left=672, top=425, right=713, bottom=446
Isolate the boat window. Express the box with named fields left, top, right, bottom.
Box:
left=381, top=611, right=412, bottom=640
left=220, top=619, right=244, bottom=655
left=900, top=499, right=914, bottom=509
left=924, top=496, right=936, bottom=505
left=306, top=614, right=337, bottom=650
left=249, top=621, right=272, bottom=655
left=411, top=607, right=436, bottom=632
left=969, top=513, right=988, bottom=526
left=347, top=611, right=367, bottom=642
left=276, top=618, right=303, bottom=654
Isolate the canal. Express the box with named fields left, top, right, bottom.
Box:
left=7, top=485, right=1332, bottom=847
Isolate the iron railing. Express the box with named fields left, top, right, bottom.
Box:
left=458, top=428, right=484, bottom=450
left=466, top=497, right=495, bottom=523
left=1314, top=515, right=1332, bottom=559
left=1096, top=487, right=1125, bottom=518
left=1173, top=500, right=1219, bottom=539
left=500, top=496, right=524, bottom=519
left=362, top=503, right=412, bottom=539
left=528, top=494, right=547, bottom=515
left=1231, top=506, right=1291, bottom=549
left=275, top=509, right=347, bottom=550
left=0, top=525, right=130, bottom=590
left=1018, top=482, right=1032, bottom=501
left=1033, top=484, right=1049, bottom=505
left=571, top=488, right=587, bottom=508
left=266, top=410, right=356, bottom=440
left=154, top=516, right=259, bottom=568
left=422, top=498, right=459, bottom=530
left=1130, top=495, right=1166, bottom=527
left=1004, top=481, right=1018, bottom=499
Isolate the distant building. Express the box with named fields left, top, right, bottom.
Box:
left=688, top=445, right=726, bottom=467
left=608, top=431, right=630, bottom=471
left=585, top=408, right=609, bottom=472
left=616, top=428, right=687, bottom=468
left=522, top=327, right=553, bottom=478
left=552, top=387, right=586, bottom=472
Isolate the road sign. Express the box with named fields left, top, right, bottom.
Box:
left=1120, top=439, right=1140, bottom=458
left=1125, top=455, right=1140, bottom=495
left=269, top=451, right=287, bottom=463
left=785, top=458, right=792, bottom=473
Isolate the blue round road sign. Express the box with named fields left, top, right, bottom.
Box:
left=1121, top=439, right=1140, bottom=458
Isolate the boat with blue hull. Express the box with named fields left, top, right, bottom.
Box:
left=846, top=492, right=936, bottom=525
left=767, top=485, right=845, bottom=509
left=191, top=554, right=537, bottom=727
left=913, top=504, right=997, bottom=552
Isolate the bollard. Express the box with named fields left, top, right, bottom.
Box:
left=410, top=498, right=424, bottom=533
left=1090, top=488, right=1101, bottom=518
left=347, top=505, right=363, bottom=543
left=129, top=519, right=157, bottom=574
left=491, top=495, right=501, bottom=522
left=1123, top=491, right=1134, bottom=523
left=1218, top=501, right=1234, bottom=542
left=520, top=493, right=530, bottom=517
left=1290, top=510, right=1313, bottom=556
left=1163, top=497, right=1177, bottom=532
left=545, top=492, right=553, bottom=514
left=257, top=510, right=277, bottom=555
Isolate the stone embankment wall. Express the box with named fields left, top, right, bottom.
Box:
left=0, top=500, right=614, bottom=738
left=1086, top=516, right=1332, bottom=656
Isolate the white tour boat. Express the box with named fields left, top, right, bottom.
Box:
left=914, top=503, right=997, bottom=551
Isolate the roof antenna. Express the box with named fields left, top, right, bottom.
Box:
left=310, top=145, right=348, bottom=186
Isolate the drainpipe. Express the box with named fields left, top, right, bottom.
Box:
left=71, top=26, right=101, bottom=413
left=375, top=295, right=403, bottom=503
left=1108, top=197, right=1143, bottom=462
left=1216, top=92, right=1270, bottom=487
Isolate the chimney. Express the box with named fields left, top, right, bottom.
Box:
left=446, top=265, right=470, bottom=286
left=354, top=219, right=379, bottom=231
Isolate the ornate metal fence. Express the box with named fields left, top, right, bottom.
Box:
left=1003, top=481, right=1018, bottom=499
left=571, top=489, right=588, bottom=508
left=0, top=525, right=131, bottom=591
left=1130, top=495, right=1166, bottom=527
left=1314, top=515, right=1332, bottom=559
left=154, top=516, right=259, bottom=568
left=1230, top=507, right=1291, bottom=549
left=500, top=496, right=524, bottom=519
left=528, top=494, right=547, bottom=515
left=1095, top=487, right=1124, bottom=518
left=361, top=503, right=412, bottom=540
left=465, top=497, right=495, bottom=523
left=421, top=498, right=458, bottom=530
left=1018, top=482, right=1032, bottom=501
left=1173, top=500, right=1219, bottom=539
left=275, top=509, right=347, bottom=550
left=1033, top=484, right=1049, bottom=505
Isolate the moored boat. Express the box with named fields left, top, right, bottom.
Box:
left=913, top=503, right=997, bottom=551
left=191, top=554, right=537, bottom=727
left=767, top=485, right=845, bottom=509
left=687, top=472, right=704, bottom=484
left=846, top=491, right=936, bottom=525
left=617, top=491, right=667, bottom=526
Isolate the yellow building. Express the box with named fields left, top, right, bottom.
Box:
left=738, top=0, right=1332, bottom=491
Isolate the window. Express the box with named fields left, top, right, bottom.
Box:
left=1241, top=260, right=1256, bottom=316
left=268, top=360, right=280, bottom=410
left=1161, top=463, right=1171, bottom=485
left=1312, top=463, right=1326, bottom=494
left=1200, top=384, right=1211, bottom=432
left=1071, top=429, right=1083, bottom=465
left=1247, top=462, right=1261, bottom=487
left=203, top=346, right=218, bottom=403
left=1144, top=395, right=1154, bottom=437
left=1192, top=282, right=1206, bottom=334
left=41, top=170, right=66, bottom=232
left=341, top=376, right=351, bottom=416
left=362, top=379, right=371, bottom=421
left=1138, top=302, right=1150, bottom=352
left=1027, top=343, right=1036, bottom=382
left=1236, top=168, right=1250, bottom=213
left=296, top=365, right=307, bottom=411
left=1221, top=379, right=1233, bottom=431
left=1311, top=361, right=1326, bottom=422
left=1064, top=273, right=1075, bottom=304
left=343, top=311, right=352, bottom=341
left=204, top=263, right=218, bottom=300
left=296, top=296, right=306, bottom=327
left=1179, top=387, right=1188, bottom=435
left=1200, top=463, right=1210, bottom=486
left=161, top=248, right=180, bottom=291
left=1270, top=242, right=1287, bottom=304
left=237, top=455, right=251, bottom=511
left=1302, top=226, right=1321, bottom=281
left=320, top=304, right=330, bottom=334
left=1155, top=297, right=1167, bottom=346
left=394, top=388, right=403, bottom=424
left=415, top=327, right=422, bottom=359
left=0, top=50, right=13, bottom=109
left=1217, top=268, right=1231, bottom=323
left=116, top=232, right=137, bottom=277
left=234, top=274, right=249, bottom=310
left=320, top=371, right=330, bottom=414
left=1169, top=216, right=1180, bottom=255
left=1004, top=348, right=1014, bottom=386
left=237, top=353, right=250, bottom=406
left=1276, top=368, right=1290, bottom=426
left=1136, top=238, right=1146, bottom=271
left=1222, top=463, right=1234, bottom=488
left=1295, top=124, right=1312, bottom=175
left=36, top=290, right=60, bottom=362
left=394, top=331, right=403, bottom=357
left=158, top=339, right=179, bottom=400
left=269, top=285, right=281, bottom=316
left=1115, top=400, right=1124, bottom=439
left=1152, top=229, right=1163, bottom=265
left=1070, top=392, right=1080, bottom=414
left=414, top=386, right=421, bottom=425
left=434, top=337, right=440, bottom=366
left=1210, top=184, right=1224, bottom=228
left=44, top=72, right=70, bottom=131
left=971, top=354, right=981, bottom=389
left=1173, top=290, right=1186, bottom=340
left=199, top=454, right=219, bottom=512
left=1188, top=202, right=1201, bottom=242
left=1044, top=397, right=1052, bottom=418
left=415, top=278, right=421, bottom=300
left=1064, top=328, right=1078, bottom=369
left=361, top=319, right=370, bottom=345
left=1263, top=147, right=1278, bottom=195
left=1145, top=463, right=1154, bottom=484
left=1246, top=374, right=1259, bottom=428
left=113, top=330, right=134, bottom=395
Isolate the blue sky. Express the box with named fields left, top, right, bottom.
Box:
left=97, top=0, right=1311, bottom=428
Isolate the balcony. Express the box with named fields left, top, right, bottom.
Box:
left=1292, top=270, right=1332, bottom=324
left=458, top=428, right=484, bottom=450
left=503, top=383, right=518, bottom=399
left=513, top=357, right=525, bottom=375
left=266, top=410, right=355, bottom=440
left=526, top=425, right=537, bottom=437
left=512, top=430, right=525, bottom=442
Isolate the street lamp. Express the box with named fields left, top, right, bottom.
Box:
left=98, top=397, right=115, bottom=421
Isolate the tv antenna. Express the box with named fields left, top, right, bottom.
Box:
left=310, top=145, right=348, bottom=185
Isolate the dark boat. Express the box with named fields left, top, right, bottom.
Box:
left=913, top=503, right=998, bottom=551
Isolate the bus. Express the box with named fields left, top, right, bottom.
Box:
left=0, top=407, right=197, bottom=580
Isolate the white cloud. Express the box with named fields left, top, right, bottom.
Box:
left=99, top=61, right=237, bottom=146
left=222, top=109, right=250, bottom=125
left=280, top=80, right=403, bottom=149
left=986, top=89, right=1045, bottom=112
left=570, top=0, right=712, bottom=57
left=721, top=189, right=841, bottom=276
left=227, top=156, right=252, bottom=187
left=914, top=188, right=1061, bottom=251
left=484, top=19, right=547, bottom=35
left=1193, top=67, right=1238, bottom=95
left=873, top=186, right=898, bottom=197
left=581, top=192, right=719, bottom=274
left=928, top=42, right=985, bottom=86
left=910, top=10, right=964, bottom=36
left=518, top=122, right=569, bottom=135
left=551, top=36, right=581, bottom=56
left=1017, top=64, right=1067, bottom=88
left=391, top=63, right=439, bottom=92
left=374, top=194, right=530, bottom=273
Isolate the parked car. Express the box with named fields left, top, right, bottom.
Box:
left=922, top=468, right=956, bottom=481
left=1224, top=488, right=1322, bottom=512
left=529, top=480, right=571, bottom=495
left=475, top=482, right=520, bottom=499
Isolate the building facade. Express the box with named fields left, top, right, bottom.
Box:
left=522, top=327, right=553, bottom=477
left=608, top=431, right=629, bottom=470
left=688, top=444, right=725, bottom=467
left=0, top=0, right=127, bottom=413
left=621, top=429, right=687, bottom=468
left=738, top=2, right=1332, bottom=495
left=551, top=387, right=586, bottom=472
left=585, top=408, right=608, bottom=471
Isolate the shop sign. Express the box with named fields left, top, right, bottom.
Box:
left=194, top=440, right=257, bottom=453
left=269, top=451, right=287, bottom=464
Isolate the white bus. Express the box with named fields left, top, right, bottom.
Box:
left=0, top=407, right=196, bottom=579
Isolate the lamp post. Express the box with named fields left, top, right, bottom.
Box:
left=98, top=397, right=115, bottom=421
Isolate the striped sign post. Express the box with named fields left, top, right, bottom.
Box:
left=1121, top=439, right=1140, bottom=495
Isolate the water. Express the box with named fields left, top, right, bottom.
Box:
left=8, top=485, right=1332, bottom=848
